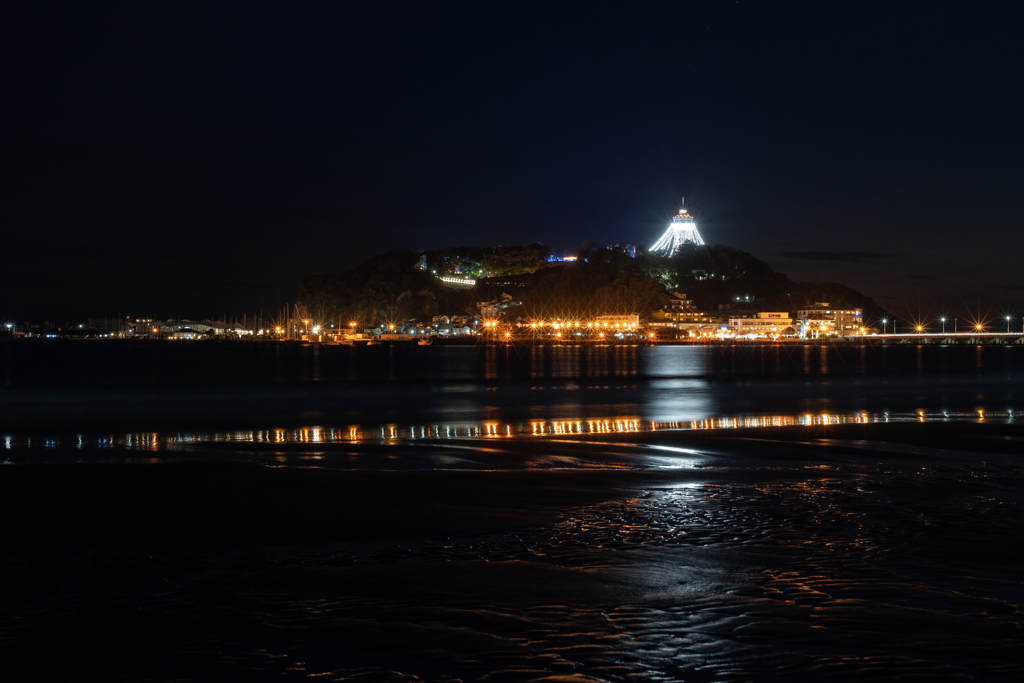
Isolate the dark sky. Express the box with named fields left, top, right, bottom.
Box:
left=3, top=1, right=1023, bottom=321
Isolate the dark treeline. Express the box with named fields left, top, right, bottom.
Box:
left=296, top=244, right=885, bottom=326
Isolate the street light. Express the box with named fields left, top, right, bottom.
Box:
left=881, top=318, right=888, bottom=335
left=939, top=317, right=946, bottom=334
left=1006, top=316, right=1012, bottom=333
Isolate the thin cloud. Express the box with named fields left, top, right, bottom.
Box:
left=776, top=250, right=898, bottom=264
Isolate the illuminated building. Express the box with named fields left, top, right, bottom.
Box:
left=649, top=198, right=705, bottom=256
left=728, top=312, right=794, bottom=337
left=651, top=292, right=715, bottom=329
left=797, top=303, right=863, bottom=338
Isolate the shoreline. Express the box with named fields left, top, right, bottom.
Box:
left=5, top=335, right=1023, bottom=346
left=4, top=420, right=1023, bottom=550
left=3, top=420, right=1023, bottom=681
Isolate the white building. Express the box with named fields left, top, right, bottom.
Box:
left=796, top=303, right=863, bottom=338
left=728, top=312, right=793, bottom=337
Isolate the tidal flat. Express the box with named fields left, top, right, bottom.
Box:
left=2, top=421, right=1023, bottom=682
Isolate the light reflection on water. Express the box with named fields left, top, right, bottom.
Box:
left=2, top=409, right=1015, bottom=453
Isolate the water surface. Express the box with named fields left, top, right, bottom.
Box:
left=1, top=343, right=1022, bottom=681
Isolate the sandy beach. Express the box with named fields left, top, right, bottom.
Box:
left=2, top=421, right=1023, bottom=681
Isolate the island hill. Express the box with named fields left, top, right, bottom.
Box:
left=296, top=243, right=885, bottom=339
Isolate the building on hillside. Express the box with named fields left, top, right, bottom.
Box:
left=728, top=312, right=794, bottom=337
left=450, top=316, right=475, bottom=335
left=651, top=292, right=716, bottom=330
left=477, top=293, right=521, bottom=319
left=796, top=303, right=863, bottom=338
left=431, top=316, right=450, bottom=334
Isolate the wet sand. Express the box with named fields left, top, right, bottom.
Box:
left=2, top=421, right=1023, bottom=681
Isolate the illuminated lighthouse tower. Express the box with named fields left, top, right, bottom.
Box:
left=649, top=198, right=704, bottom=256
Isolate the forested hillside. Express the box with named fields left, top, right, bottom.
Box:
left=296, top=243, right=884, bottom=325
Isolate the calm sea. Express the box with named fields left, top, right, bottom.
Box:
left=2, top=342, right=1021, bottom=455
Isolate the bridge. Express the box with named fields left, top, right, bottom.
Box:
left=859, top=332, right=1024, bottom=344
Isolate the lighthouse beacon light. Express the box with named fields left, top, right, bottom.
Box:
left=649, top=197, right=705, bottom=256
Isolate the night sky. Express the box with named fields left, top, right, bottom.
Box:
left=3, top=1, right=1022, bottom=321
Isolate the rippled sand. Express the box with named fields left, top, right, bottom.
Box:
left=2, top=421, right=1023, bottom=681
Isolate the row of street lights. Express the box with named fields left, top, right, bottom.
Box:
left=879, top=316, right=1020, bottom=334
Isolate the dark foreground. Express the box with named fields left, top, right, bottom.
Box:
left=2, top=421, right=1023, bottom=682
